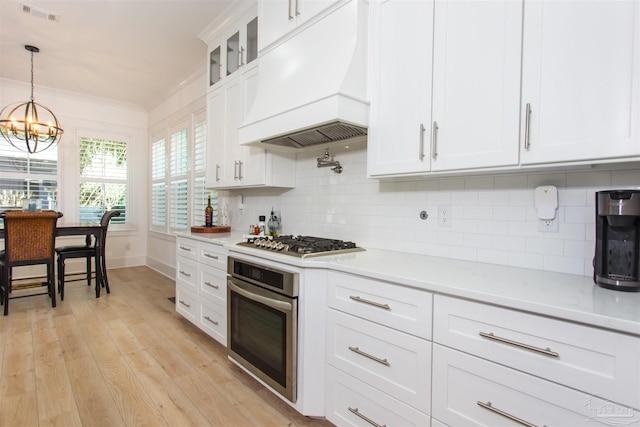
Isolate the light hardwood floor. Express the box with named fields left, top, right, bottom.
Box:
left=0, top=267, right=334, bottom=427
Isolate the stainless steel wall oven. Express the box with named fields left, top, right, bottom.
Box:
left=227, top=256, right=299, bottom=402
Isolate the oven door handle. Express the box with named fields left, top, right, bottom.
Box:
left=228, top=279, right=293, bottom=311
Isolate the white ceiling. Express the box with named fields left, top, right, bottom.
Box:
left=0, top=0, right=239, bottom=110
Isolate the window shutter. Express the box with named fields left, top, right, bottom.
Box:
left=0, top=143, right=58, bottom=210
left=169, top=126, right=188, bottom=232
left=151, top=138, right=166, bottom=229
left=79, top=137, right=128, bottom=223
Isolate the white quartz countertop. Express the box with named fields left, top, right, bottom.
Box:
left=178, top=231, right=640, bottom=336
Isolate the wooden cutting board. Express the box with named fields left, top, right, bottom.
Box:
left=190, top=226, right=231, bottom=233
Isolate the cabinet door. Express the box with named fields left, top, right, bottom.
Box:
left=221, top=75, right=244, bottom=185
left=209, top=44, right=222, bottom=87
left=258, top=0, right=339, bottom=50
left=521, top=0, right=639, bottom=164
left=367, top=0, right=434, bottom=177
left=236, top=65, right=267, bottom=186
left=205, top=88, right=225, bottom=187
left=431, top=0, right=522, bottom=171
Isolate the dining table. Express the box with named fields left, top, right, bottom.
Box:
left=0, top=221, right=108, bottom=298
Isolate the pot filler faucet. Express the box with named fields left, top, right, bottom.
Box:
left=317, top=148, right=343, bottom=174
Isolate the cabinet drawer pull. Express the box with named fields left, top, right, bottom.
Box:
left=179, top=300, right=191, bottom=308
left=179, top=245, right=192, bottom=252
left=477, top=401, right=545, bottom=427
left=203, top=253, right=219, bottom=260
left=524, top=103, right=532, bottom=150
left=349, top=295, right=390, bottom=310
left=288, top=0, right=293, bottom=20
left=348, top=346, right=390, bottom=366
left=419, top=123, right=425, bottom=160
left=238, top=160, right=243, bottom=180
left=204, top=315, right=218, bottom=325
left=179, top=270, right=191, bottom=278
left=479, top=331, right=559, bottom=358
left=215, top=164, right=220, bottom=182
left=348, top=407, right=386, bottom=427
left=431, top=121, right=439, bottom=159
left=204, top=282, right=219, bottom=289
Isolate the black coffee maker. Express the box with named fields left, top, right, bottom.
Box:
left=594, top=190, right=640, bottom=291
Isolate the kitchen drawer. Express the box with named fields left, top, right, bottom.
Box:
left=433, top=294, right=640, bottom=410
left=199, top=299, right=226, bottom=346
left=327, top=271, right=432, bottom=339
left=199, top=264, right=226, bottom=305
left=326, top=309, right=431, bottom=414
left=175, top=285, right=198, bottom=325
left=325, top=365, right=430, bottom=427
left=176, top=237, right=198, bottom=261
left=432, top=344, right=629, bottom=427
left=176, top=256, right=198, bottom=289
left=198, top=241, right=227, bottom=269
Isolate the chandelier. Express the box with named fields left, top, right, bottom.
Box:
left=0, top=45, right=64, bottom=154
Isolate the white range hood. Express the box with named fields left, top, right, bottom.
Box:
left=238, top=0, right=369, bottom=150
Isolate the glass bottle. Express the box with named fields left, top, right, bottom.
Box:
left=205, top=195, right=213, bottom=227
left=268, top=209, right=279, bottom=236
left=258, top=216, right=266, bottom=236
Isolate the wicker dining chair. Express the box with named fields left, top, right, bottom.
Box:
left=0, top=210, right=63, bottom=315
left=55, top=210, right=120, bottom=300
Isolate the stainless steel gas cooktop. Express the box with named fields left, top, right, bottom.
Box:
left=237, top=235, right=365, bottom=258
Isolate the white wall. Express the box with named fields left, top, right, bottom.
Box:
left=223, top=143, right=640, bottom=277
left=0, top=78, right=149, bottom=273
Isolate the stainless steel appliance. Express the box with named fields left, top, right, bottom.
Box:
left=227, top=256, right=299, bottom=401
left=594, top=190, right=640, bottom=291
left=237, top=235, right=365, bottom=258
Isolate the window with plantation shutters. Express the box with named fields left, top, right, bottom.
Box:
left=169, top=125, right=188, bottom=232
left=151, top=138, right=166, bottom=231
left=79, top=136, right=127, bottom=223
left=150, top=109, right=214, bottom=235
left=0, top=143, right=57, bottom=210
left=192, top=111, right=218, bottom=226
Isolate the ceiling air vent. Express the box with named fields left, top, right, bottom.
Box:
left=21, top=3, right=60, bottom=22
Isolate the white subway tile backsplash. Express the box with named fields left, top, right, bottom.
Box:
left=227, top=148, right=638, bottom=278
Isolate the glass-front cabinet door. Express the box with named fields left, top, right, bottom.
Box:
left=207, top=9, right=258, bottom=88
left=209, top=45, right=221, bottom=86
left=226, top=31, right=240, bottom=76
left=246, top=17, right=258, bottom=65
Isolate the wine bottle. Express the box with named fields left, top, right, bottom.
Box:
left=205, top=195, right=213, bottom=227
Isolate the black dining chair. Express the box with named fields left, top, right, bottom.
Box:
left=56, top=210, right=120, bottom=300
left=0, top=210, right=63, bottom=315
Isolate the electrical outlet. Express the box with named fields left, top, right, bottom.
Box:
left=438, top=205, right=451, bottom=227
left=538, top=217, right=559, bottom=232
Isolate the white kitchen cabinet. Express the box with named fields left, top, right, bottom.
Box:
left=520, top=0, right=639, bottom=165
left=325, top=365, right=431, bottom=427
left=432, top=344, right=619, bottom=427
left=207, top=6, right=258, bottom=88
left=367, top=0, right=434, bottom=177
left=325, top=271, right=433, bottom=425
left=205, top=63, right=296, bottom=189
left=368, top=0, right=640, bottom=178
left=431, top=294, right=640, bottom=426
left=258, top=0, right=339, bottom=51
left=175, top=236, right=228, bottom=346
left=430, top=0, right=522, bottom=171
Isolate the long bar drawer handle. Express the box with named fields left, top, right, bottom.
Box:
left=179, top=270, right=191, bottom=278
left=477, top=401, right=546, bottom=427
left=347, top=407, right=387, bottom=427
left=348, top=346, right=390, bottom=366
left=204, top=316, right=218, bottom=325
left=179, top=246, right=192, bottom=252
left=349, top=295, right=390, bottom=310
left=204, top=282, right=219, bottom=289
left=203, top=253, right=219, bottom=259
left=479, top=332, right=559, bottom=358
left=179, top=300, right=191, bottom=308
